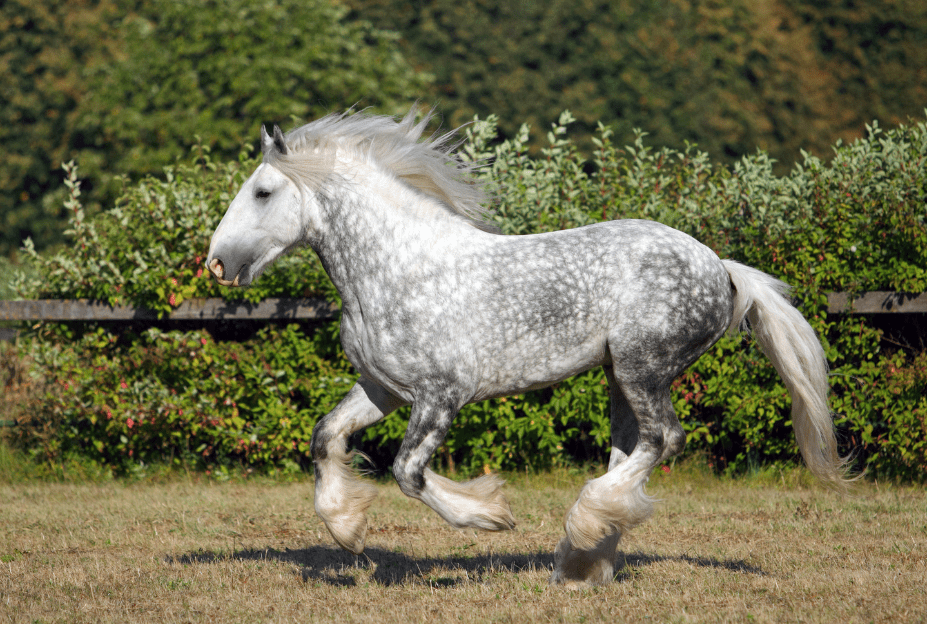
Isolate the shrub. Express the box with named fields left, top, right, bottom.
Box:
left=11, top=325, right=353, bottom=473
left=8, top=112, right=927, bottom=480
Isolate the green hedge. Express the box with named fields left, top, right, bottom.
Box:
left=7, top=112, right=927, bottom=480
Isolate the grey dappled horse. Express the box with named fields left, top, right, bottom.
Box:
left=206, top=109, right=847, bottom=586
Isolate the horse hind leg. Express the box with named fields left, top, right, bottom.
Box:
left=551, top=367, right=644, bottom=586
left=564, top=380, right=677, bottom=549
left=605, top=364, right=639, bottom=470
left=311, top=378, right=405, bottom=554
left=552, top=378, right=681, bottom=585
left=392, top=396, right=515, bottom=532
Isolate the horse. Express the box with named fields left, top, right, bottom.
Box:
left=206, top=108, right=848, bottom=586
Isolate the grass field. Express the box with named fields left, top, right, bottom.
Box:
left=1, top=461, right=925, bottom=623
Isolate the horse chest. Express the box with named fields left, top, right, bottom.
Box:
left=339, top=301, right=458, bottom=400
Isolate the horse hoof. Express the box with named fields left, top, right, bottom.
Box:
left=324, top=514, right=369, bottom=554
left=476, top=485, right=516, bottom=531
left=549, top=534, right=621, bottom=587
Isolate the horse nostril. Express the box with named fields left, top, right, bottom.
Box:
left=208, top=258, right=224, bottom=280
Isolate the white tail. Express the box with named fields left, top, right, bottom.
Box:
left=723, top=260, right=851, bottom=486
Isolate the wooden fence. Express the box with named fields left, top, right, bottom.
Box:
left=0, top=297, right=339, bottom=322
left=0, top=297, right=339, bottom=341
left=0, top=292, right=924, bottom=341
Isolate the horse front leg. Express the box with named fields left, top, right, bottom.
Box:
left=310, top=377, right=405, bottom=554
left=392, top=394, right=516, bottom=532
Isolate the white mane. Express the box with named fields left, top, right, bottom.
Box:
left=263, top=108, right=498, bottom=232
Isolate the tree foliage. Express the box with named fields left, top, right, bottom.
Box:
left=345, top=0, right=927, bottom=170
left=0, top=0, right=430, bottom=257
left=0, top=0, right=122, bottom=258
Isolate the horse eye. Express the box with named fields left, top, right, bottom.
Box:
left=255, top=189, right=271, bottom=200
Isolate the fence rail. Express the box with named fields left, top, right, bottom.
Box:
left=0, top=292, right=924, bottom=340
left=824, top=292, right=927, bottom=314
left=0, top=297, right=340, bottom=322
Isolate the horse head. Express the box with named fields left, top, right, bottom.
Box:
left=207, top=125, right=304, bottom=287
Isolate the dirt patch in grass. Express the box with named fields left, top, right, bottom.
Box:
left=1, top=466, right=925, bottom=623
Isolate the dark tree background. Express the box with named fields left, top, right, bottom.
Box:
left=345, top=0, right=927, bottom=166
left=0, top=0, right=430, bottom=257
left=2, top=0, right=926, bottom=258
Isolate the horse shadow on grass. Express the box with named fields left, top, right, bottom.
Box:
left=165, top=545, right=765, bottom=587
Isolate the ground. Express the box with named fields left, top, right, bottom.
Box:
left=1, top=462, right=924, bottom=623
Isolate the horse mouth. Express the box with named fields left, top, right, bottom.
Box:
left=207, top=258, right=245, bottom=287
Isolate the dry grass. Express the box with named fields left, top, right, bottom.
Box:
left=1, top=463, right=925, bottom=623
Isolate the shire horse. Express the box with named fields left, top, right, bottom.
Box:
left=206, top=109, right=847, bottom=586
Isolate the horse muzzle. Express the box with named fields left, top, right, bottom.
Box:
left=206, top=255, right=251, bottom=287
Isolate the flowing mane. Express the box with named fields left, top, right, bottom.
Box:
left=262, top=109, right=498, bottom=232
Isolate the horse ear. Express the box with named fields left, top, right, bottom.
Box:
left=260, top=124, right=288, bottom=156
left=260, top=124, right=273, bottom=155
left=273, top=125, right=288, bottom=155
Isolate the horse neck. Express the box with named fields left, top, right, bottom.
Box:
left=313, top=163, right=473, bottom=301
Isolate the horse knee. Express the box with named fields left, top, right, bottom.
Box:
left=310, top=418, right=338, bottom=462
left=392, top=456, right=426, bottom=498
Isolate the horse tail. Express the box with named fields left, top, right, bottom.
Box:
left=722, top=260, right=852, bottom=487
